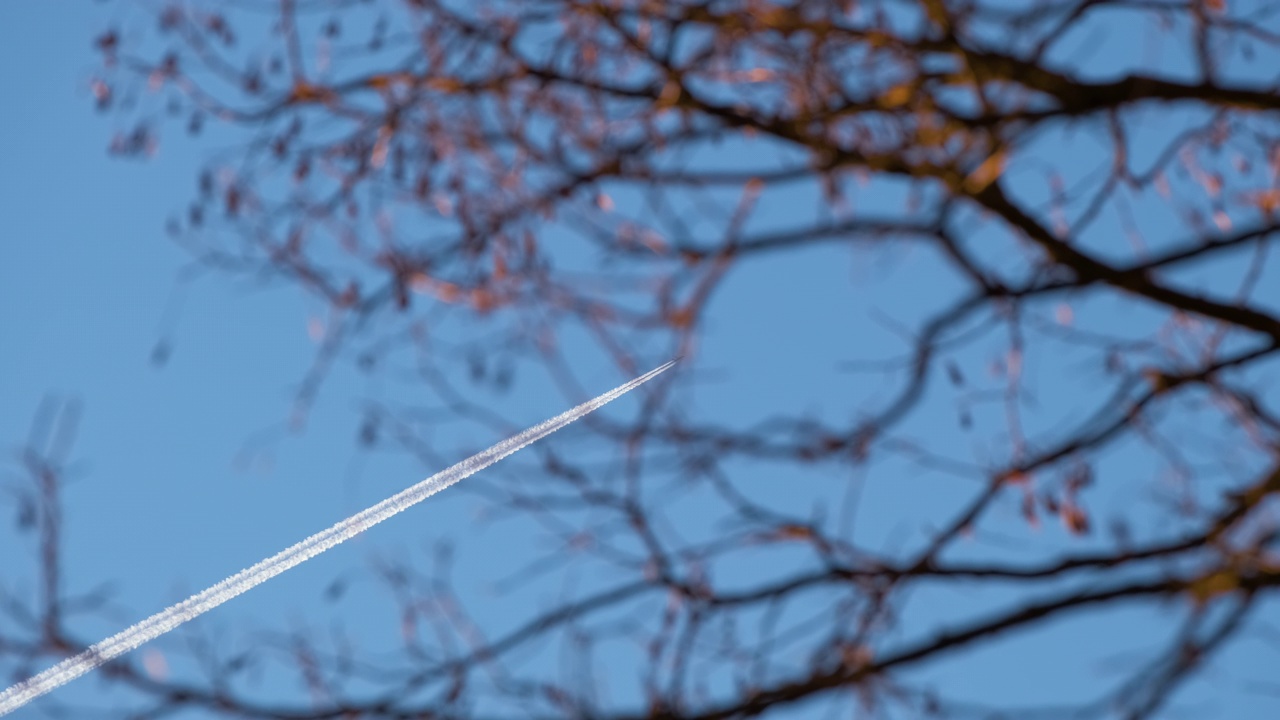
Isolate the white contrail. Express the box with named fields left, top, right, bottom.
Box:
left=0, top=359, right=676, bottom=715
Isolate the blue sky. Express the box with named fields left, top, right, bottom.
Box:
left=3, top=2, right=1280, bottom=718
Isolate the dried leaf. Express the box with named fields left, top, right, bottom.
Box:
left=1187, top=569, right=1238, bottom=604
left=880, top=83, right=913, bottom=109
left=1055, top=303, right=1074, bottom=326
left=290, top=81, right=331, bottom=103
left=964, top=150, right=1006, bottom=193
left=1061, top=503, right=1090, bottom=535
left=774, top=524, right=812, bottom=540
left=669, top=306, right=695, bottom=329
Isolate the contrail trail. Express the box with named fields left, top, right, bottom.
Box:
left=0, top=359, right=676, bottom=715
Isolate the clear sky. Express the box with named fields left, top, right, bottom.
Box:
left=3, top=2, right=1279, bottom=719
